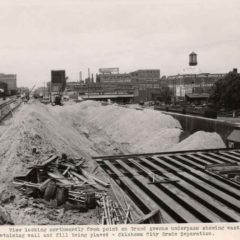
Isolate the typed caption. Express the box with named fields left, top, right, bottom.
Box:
left=0, top=224, right=239, bottom=240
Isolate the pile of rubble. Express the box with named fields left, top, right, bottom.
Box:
left=13, top=154, right=133, bottom=224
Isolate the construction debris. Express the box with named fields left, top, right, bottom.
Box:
left=96, top=193, right=133, bottom=225
left=13, top=154, right=110, bottom=213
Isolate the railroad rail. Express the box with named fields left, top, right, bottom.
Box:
left=94, top=148, right=240, bottom=223
left=0, top=98, right=22, bottom=121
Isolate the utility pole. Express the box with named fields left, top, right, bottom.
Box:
left=88, top=68, right=90, bottom=99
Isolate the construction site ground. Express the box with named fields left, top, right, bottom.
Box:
left=0, top=100, right=226, bottom=225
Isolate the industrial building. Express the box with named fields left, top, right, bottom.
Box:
left=66, top=68, right=162, bottom=103
left=130, top=69, right=160, bottom=83
left=96, top=68, right=131, bottom=83
left=167, top=52, right=225, bottom=102
left=0, top=73, right=17, bottom=95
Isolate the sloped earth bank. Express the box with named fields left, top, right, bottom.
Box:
left=0, top=100, right=226, bottom=225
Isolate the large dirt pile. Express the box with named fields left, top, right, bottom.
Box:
left=49, top=101, right=183, bottom=153
left=170, top=131, right=226, bottom=151
left=49, top=101, right=226, bottom=153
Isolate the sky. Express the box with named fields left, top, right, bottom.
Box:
left=0, top=0, right=239, bottom=87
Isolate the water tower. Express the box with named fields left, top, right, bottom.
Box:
left=189, top=52, right=197, bottom=66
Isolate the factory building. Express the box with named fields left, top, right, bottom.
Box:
left=167, top=52, right=225, bottom=102
left=130, top=69, right=160, bottom=83
left=66, top=68, right=162, bottom=103
left=96, top=68, right=131, bottom=83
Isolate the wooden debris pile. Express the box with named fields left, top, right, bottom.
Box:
left=13, top=154, right=110, bottom=211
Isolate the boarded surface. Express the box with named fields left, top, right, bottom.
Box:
left=94, top=148, right=240, bottom=223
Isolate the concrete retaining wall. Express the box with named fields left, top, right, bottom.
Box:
left=160, top=111, right=240, bottom=143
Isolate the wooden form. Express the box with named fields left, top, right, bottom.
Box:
left=94, top=148, right=240, bottom=223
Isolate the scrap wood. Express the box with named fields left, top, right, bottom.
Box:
left=68, top=171, right=81, bottom=183
left=39, top=178, right=51, bottom=192
left=124, top=205, right=131, bottom=224
left=68, top=197, right=86, bottom=203
left=75, top=158, right=85, bottom=167
left=81, top=169, right=109, bottom=187
left=37, top=155, right=59, bottom=167
left=69, top=190, right=84, bottom=195
left=98, top=194, right=129, bottom=225
left=47, top=172, right=72, bottom=185
left=109, top=178, right=142, bottom=221
left=70, top=171, right=88, bottom=182
left=109, top=179, right=127, bottom=211
left=62, top=166, right=71, bottom=176
left=82, top=169, right=109, bottom=187
left=59, top=163, right=77, bottom=171
left=80, top=169, right=97, bottom=184
left=13, top=180, right=40, bottom=188
left=71, top=170, right=103, bottom=190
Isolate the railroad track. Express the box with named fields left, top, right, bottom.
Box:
left=0, top=98, right=22, bottom=122
left=94, top=148, right=240, bottom=223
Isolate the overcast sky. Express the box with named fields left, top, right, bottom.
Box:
left=0, top=0, right=239, bottom=87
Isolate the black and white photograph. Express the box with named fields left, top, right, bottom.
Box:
left=0, top=0, right=240, bottom=229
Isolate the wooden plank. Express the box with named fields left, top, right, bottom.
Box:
left=148, top=155, right=240, bottom=192
left=117, top=159, right=203, bottom=223
left=103, top=160, right=175, bottom=223
left=228, top=151, right=240, bottom=157
left=47, top=171, right=72, bottom=185
left=187, top=153, right=222, bottom=165
left=38, top=155, right=58, bottom=167
left=110, top=178, right=143, bottom=220
left=137, top=157, right=228, bottom=222
left=196, top=153, right=231, bottom=164
left=149, top=156, right=240, bottom=221
left=219, top=152, right=240, bottom=161
left=71, top=170, right=91, bottom=183
left=152, top=156, right=240, bottom=203
left=81, top=169, right=109, bottom=187
left=173, top=155, right=205, bottom=169
left=208, top=153, right=236, bottom=163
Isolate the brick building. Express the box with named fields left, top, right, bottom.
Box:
left=167, top=52, right=225, bottom=101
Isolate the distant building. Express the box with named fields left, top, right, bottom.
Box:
left=51, top=70, right=66, bottom=92
left=96, top=73, right=131, bottom=83
left=66, top=81, right=134, bottom=95
left=167, top=52, right=225, bottom=101
left=67, top=68, right=162, bottom=103
left=0, top=73, right=17, bottom=95
left=130, top=69, right=160, bottom=83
